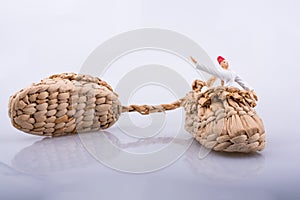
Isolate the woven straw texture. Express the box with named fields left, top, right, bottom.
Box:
left=182, top=80, right=265, bottom=153
left=8, top=73, right=122, bottom=137
left=8, top=73, right=265, bottom=153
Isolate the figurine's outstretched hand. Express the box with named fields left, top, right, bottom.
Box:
left=190, top=56, right=197, bottom=64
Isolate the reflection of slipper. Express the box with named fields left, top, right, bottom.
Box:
left=184, top=143, right=265, bottom=180
left=12, top=135, right=97, bottom=175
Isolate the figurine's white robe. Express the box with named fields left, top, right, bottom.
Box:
left=195, top=63, right=253, bottom=91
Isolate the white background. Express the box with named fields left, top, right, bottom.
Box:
left=1, top=0, right=300, bottom=199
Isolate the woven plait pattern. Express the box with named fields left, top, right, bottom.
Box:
left=9, top=73, right=122, bottom=136
left=8, top=73, right=266, bottom=153
left=182, top=80, right=265, bottom=153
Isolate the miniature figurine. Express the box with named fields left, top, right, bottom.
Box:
left=190, top=56, right=256, bottom=95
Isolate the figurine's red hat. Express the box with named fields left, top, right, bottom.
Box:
left=217, top=56, right=225, bottom=64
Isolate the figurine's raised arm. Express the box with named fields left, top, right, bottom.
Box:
left=190, top=55, right=254, bottom=92
left=190, top=56, right=232, bottom=82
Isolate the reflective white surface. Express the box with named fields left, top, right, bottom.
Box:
left=1, top=0, right=300, bottom=199
left=1, top=127, right=300, bottom=200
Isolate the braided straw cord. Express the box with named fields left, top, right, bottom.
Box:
left=9, top=73, right=122, bottom=137
left=182, top=80, right=265, bottom=153
left=121, top=98, right=184, bottom=115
